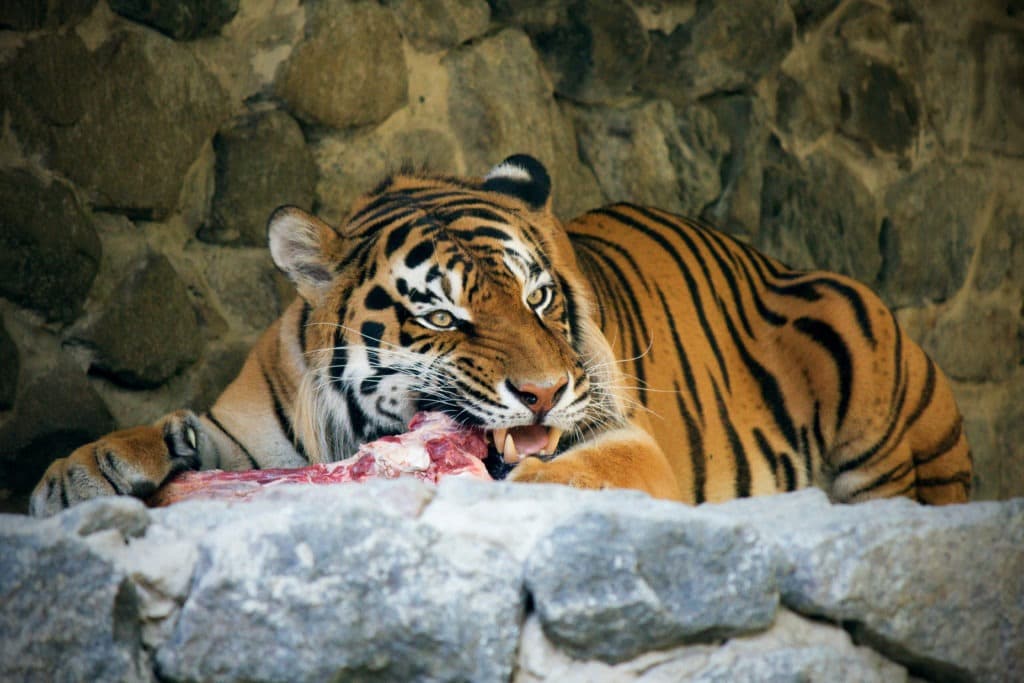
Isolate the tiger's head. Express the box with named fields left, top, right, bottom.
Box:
left=268, top=155, right=622, bottom=475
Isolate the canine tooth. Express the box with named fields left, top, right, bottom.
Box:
left=493, top=428, right=508, bottom=455
left=543, top=427, right=563, bottom=455
left=503, top=433, right=520, bottom=464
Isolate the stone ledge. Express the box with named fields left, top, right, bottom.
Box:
left=1, top=482, right=1020, bottom=682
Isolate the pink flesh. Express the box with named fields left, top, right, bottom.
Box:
left=510, top=424, right=549, bottom=455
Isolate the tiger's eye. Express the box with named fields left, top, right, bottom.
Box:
left=426, top=310, right=455, bottom=328
left=527, top=287, right=547, bottom=307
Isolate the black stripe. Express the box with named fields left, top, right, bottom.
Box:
left=299, top=303, right=311, bottom=354
left=913, top=418, right=964, bottom=465
left=845, top=459, right=915, bottom=500
left=904, top=358, right=936, bottom=429
left=793, top=317, right=853, bottom=433
left=752, top=428, right=778, bottom=489
left=778, top=452, right=798, bottom=491
left=260, top=361, right=309, bottom=462
left=814, top=278, right=876, bottom=348
left=404, top=240, right=434, bottom=269
left=675, top=381, right=705, bottom=504
left=917, top=472, right=972, bottom=488
left=206, top=411, right=260, bottom=469
left=656, top=286, right=703, bottom=422
left=711, top=379, right=751, bottom=498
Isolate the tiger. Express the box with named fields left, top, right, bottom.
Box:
left=29, top=154, right=972, bottom=516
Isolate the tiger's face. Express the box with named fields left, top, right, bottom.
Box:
left=269, top=156, right=619, bottom=471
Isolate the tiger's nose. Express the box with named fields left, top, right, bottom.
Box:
left=507, top=377, right=568, bottom=415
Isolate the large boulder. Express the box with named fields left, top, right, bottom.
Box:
left=276, top=2, right=408, bottom=129
left=0, top=168, right=101, bottom=324
left=385, top=0, right=490, bottom=52
left=3, top=30, right=230, bottom=219
left=109, top=0, right=239, bottom=40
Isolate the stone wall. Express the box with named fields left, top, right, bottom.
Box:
left=2, top=481, right=1021, bottom=681
left=1, top=0, right=1023, bottom=508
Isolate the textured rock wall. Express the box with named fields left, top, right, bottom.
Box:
left=1, top=482, right=1021, bottom=682
left=1, top=0, right=1023, bottom=508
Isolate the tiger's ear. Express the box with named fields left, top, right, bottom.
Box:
left=267, top=206, right=340, bottom=304
left=482, top=154, right=552, bottom=211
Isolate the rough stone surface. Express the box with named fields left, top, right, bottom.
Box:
left=758, top=144, right=880, bottom=282
left=445, top=28, right=603, bottom=218
left=0, top=501, right=153, bottom=683
left=83, top=254, right=203, bottom=389
left=971, top=25, right=1024, bottom=157
left=0, top=358, right=116, bottom=495
left=524, top=504, right=779, bottom=663
left=4, top=483, right=1021, bottom=682
left=200, top=109, right=317, bottom=247
left=638, top=0, right=794, bottom=104
left=0, top=0, right=96, bottom=30
left=4, top=30, right=230, bottom=219
left=528, top=0, right=649, bottom=104
left=717, top=489, right=1024, bottom=683
left=0, top=319, right=16, bottom=411
left=386, top=0, right=490, bottom=51
left=276, top=2, right=408, bottom=128
left=109, top=0, right=239, bottom=40
left=0, top=168, right=101, bottom=324
left=153, top=487, right=523, bottom=683
left=877, top=163, right=985, bottom=307
left=571, top=100, right=723, bottom=216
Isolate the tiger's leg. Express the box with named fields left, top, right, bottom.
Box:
left=508, top=424, right=685, bottom=501
left=29, top=410, right=208, bottom=517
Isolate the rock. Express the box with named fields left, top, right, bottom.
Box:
left=153, top=485, right=523, bottom=682
left=571, top=100, right=723, bottom=216
left=789, top=0, right=842, bottom=32
left=923, top=300, right=1023, bottom=383
left=838, top=60, right=920, bottom=155
left=0, top=357, right=115, bottom=495
left=877, top=163, right=985, bottom=307
left=973, top=199, right=1024, bottom=293
left=385, top=0, right=490, bottom=51
left=716, top=489, right=1024, bottom=683
left=528, top=0, right=649, bottom=103
left=313, top=127, right=458, bottom=226
left=971, top=26, right=1024, bottom=157
left=638, top=0, right=794, bottom=104
left=3, top=30, right=230, bottom=219
left=515, top=609, right=907, bottom=683
left=83, top=254, right=203, bottom=389
left=200, top=109, right=317, bottom=247
left=0, top=0, right=96, bottom=30
left=524, top=501, right=779, bottom=663
left=109, top=0, right=239, bottom=40
left=0, top=168, right=101, bottom=324
left=188, top=340, right=251, bottom=413
left=444, top=28, right=603, bottom=218
left=0, top=320, right=16, bottom=410
left=0, top=509, right=153, bottom=683
left=188, top=245, right=289, bottom=333
left=276, top=2, right=407, bottom=129
left=758, top=143, right=881, bottom=282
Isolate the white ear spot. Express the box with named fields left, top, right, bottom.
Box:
left=484, top=161, right=534, bottom=183
left=267, top=206, right=336, bottom=297
left=482, top=154, right=552, bottom=209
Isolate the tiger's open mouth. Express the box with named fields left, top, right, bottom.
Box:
left=487, top=425, right=564, bottom=464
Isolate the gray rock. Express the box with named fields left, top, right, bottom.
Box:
left=109, top=0, right=239, bottom=41
left=922, top=299, right=1023, bottom=383
left=758, top=143, right=881, bottom=282
left=188, top=245, right=289, bottom=333
left=201, top=109, right=317, bottom=247
left=715, top=489, right=1024, bottom=683
left=386, top=0, right=490, bottom=51
left=515, top=609, right=906, bottom=683
left=0, top=168, right=101, bottom=324
left=638, top=0, right=794, bottom=104
left=0, top=357, right=115, bottom=495
left=0, top=510, right=154, bottom=683
left=571, top=100, right=723, bottom=217
left=877, top=163, right=984, bottom=307
left=276, top=2, right=407, bottom=129
left=529, top=0, right=648, bottom=104
left=973, top=199, right=1024, bottom=293
left=789, top=0, right=842, bottom=32
left=0, top=0, right=96, bottom=30
left=444, top=28, right=604, bottom=218
left=4, top=29, right=230, bottom=219
left=154, top=486, right=523, bottom=682
left=83, top=254, right=203, bottom=389
left=524, top=501, right=779, bottom=663
left=0, top=319, right=16, bottom=410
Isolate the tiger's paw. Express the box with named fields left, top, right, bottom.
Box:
left=29, top=411, right=202, bottom=517
left=507, top=455, right=609, bottom=491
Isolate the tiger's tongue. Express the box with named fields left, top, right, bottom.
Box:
left=511, top=425, right=549, bottom=455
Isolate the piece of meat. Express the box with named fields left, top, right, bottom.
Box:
left=148, top=412, right=490, bottom=507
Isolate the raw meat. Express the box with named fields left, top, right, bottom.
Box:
left=148, top=412, right=490, bottom=506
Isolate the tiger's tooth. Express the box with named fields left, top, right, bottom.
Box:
left=543, top=427, right=563, bottom=455
left=503, top=433, right=521, bottom=464
left=493, top=428, right=508, bottom=455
